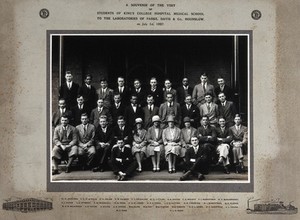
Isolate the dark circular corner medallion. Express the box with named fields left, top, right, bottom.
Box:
left=251, top=10, right=261, bottom=20
left=39, top=8, right=49, bottom=19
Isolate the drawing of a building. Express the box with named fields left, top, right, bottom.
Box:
left=2, top=198, right=52, bottom=213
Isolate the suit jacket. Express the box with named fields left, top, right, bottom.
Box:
left=181, top=127, right=198, bottom=147
left=215, top=126, right=232, bottom=144
left=71, top=104, right=89, bottom=126
left=124, top=105, right=144, bottom=128
left=78, top=84, right=97, bottom=113
left=229, top=125, right=248, bottom=145
left=146, top=126, right=164, bottom=145
left=143, top=105, right=159, bottom=129
left=185, top=145, right=210, bottom=167
left=146, top=87, right=163, bottom=107
left=215, top=85, right=234, bottom=102
left=197, top=125, right=217, bottom=144
left=110, top=102, right=126, bottom=125
left=111, top=145, right=133, bottom=164
left=162, top=88, right=177, bottom=103
left=53, top=124, right=77, bottom=146
left=192, top=83, right=215, bottom=105
left=89, top=107, right=112, bottom=128
left=95, top=125, right=114, bottom=146
left=59, top=82, right=79, bottom=108
left=131, top=87, right=147, bottom=107
left=218, top=101, right=236, bottom=126
left=75, top=123, right=95, bottom=147
left=181, top=104, right=200, bottom=128
left=113, top=125, right=133, bottom=144
left=159, top=102, right=182, bottom=126
left=52, top=108, right=72, bottom=128
left=96, top=87, right=114, bottom=108
left=199, top=102, right=219, bottom=125
left=176, top=85, right=193, bottom=105
left=115, top=86, right=131, bottom=104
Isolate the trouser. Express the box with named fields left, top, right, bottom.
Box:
left=77, top=146, right=96, bottom=167
left=109, top=159, right=138, bottom=176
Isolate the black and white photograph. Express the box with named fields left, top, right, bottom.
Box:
left=49, top=32, right=252, bottom=189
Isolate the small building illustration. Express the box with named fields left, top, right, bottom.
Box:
left=3, top=198, right=52, bottom=213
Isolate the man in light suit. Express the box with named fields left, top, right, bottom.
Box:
left=229, top=114, right=248, bottom=173
left=59, top=71, right=79, bottom=108
left=217, top=92, right=236, bottom=127
left=159, top=92, right=181, bottom=127
left=78, top=74, right=98, bottom=115
left=143, top=95, right=159, bottom=129
left=96, top=78, right=114, bottom=109
left=192, top=73, right=216, bottom=106
left=90, top=98, right=112, bottom=128
left=179, top=136, right=210, bottom=181
left=176, top=78, right=193, bottom=105
left=199, top=93, right=219, bottom=127
left=52, top=114, right=78, bottom=175
left=52, top=99, right=72, bottom=129
left=162, top=79, right=177, bottom=103
left=76, top=113, right=96, bottom=170
left=181, top=94, right=200, bottom=128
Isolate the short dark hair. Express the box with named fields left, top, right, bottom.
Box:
left=201, top=115, right=209, bottom=120
left=117, top=116, right=125, bottom=121
left=100, top=77, right=107, bottom=83
left=81, top=113, right=88, bottom=118
left=84, top=74, right=93, bottom=80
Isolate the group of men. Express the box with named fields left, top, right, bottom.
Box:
left=52, top=71, right=248, bottom=181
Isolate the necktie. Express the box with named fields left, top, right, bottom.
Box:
left=187, top=105, right=191, bottom=110
left=79, top=105, right=82, bottom=110
left=194, top=147, right=198, bottom=154
left=149, top=105, right=152, bottom=113
left=84, top=125, right=87, bottom=134
left=207, top=104, right=211, bottom=112
left=202, top=84, right=206, bottom=93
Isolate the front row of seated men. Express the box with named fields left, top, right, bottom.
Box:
left=52, top=112, right=247, bottom=181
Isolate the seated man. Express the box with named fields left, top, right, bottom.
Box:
left=109, top=137, right=138, bottom=181
left=229, top=114, right=248, bottom=173
left=215, top=117, right=232, bottom=174
left=76, top=113, right=96, bottom=170
left=179, top=136, right=210, bottom=181
left=197, top=115, right=217, bottom=163
left=93, top=115, right=114, bottom=172
left=52, top=114, right=78, bottom=175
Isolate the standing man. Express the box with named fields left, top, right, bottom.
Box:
left=124, top=94, right=144, bottom=129
left=229, top=114, right=248, bottom=173
left=179, top=136, right=210, bottom=181
left=199, top=93, right=219, bottom=127
left=110, top=93, right=126, bottom=126
left=181, top=94, right=200, bottom=128
left=162, top=79, right=177, bottom=102
left=76, top=113, right=96, bottom=170
left=52, top=98, right=72, bottom=129
left=71, top=95, right=89, bottom=126
left=115, top=76, right=130, bottom=104
left=93, top=115, right=114, bottom=172
left=143, top=95, right=159, bottom=129
left=132, top=79, right=146, bottom=107
left=217, top=92, right=236, bottom=127
left=59, top=71, right=79, bottom=108
left=215, top=76, right=234, bottom=102
left=90, top=98, right=112, bottom=128
left=96, top=77, right=114, bottom=109
left=52, top=114, right=78, bottom=175
left=176, top=77, right=193, bottom=105
left=159, top=92, right=181, bottom=127
left=147, top=77, right=163, bottom=107
left=78, top=74, right=97, bottom=115
left=192, top=73, right=216, bottom=106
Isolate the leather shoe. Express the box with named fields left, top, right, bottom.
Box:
left=198, top=173, right=205, bottom=181
left=92, top=167, right=100, bottom=172
left=180, top=170, right=192, bottom=180
left=224, top=166, right=230, bottom=174
left=52, top=169, right=59, bottom=175
left=65, top=167, right=71, bottom=173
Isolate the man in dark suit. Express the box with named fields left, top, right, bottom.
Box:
left=78, top=74, right=97, bottom=115
left=110, top=93, right=126, bottom=126
left=177, top=77, right=193, bottom=105
left=115, top=76, right=131, bottom=105
left=59, top=71, right=79, bottom=108
left=52, top=114, right=78, bottom=175
left=71, top=95, right=89, bottom=126
left=217, top=92, right=236, bottom=127
left=215, top=76, right=234, bottom=103
left=215, top=117, right=232, bottom=174
left=159, top=92, right=181, bottom=127
left=124, top=94, right=144, bottom=129
left=132, top=79, right=146, bottom=107
left=90, top=98, right=112, bottom=128
left=229, top=114, right=248, bottom=173
left=93, top=115, right=114, bottom=172
left=146, top=77, right=163, bottom=107
left=179, top=136, right=210, bottom=181
left=181, top=94, right=200, bottom=128
left=192, top=73, right=216, bottom=106
left=143, top=95, right=159, bottom=129
left=162, top=79, right=177, bottom=103
left=113, top=116, right=133, bottom=145
left=75, top=113, right=96, bottom=170
left=52, top=99, right=72, bottom=129
left=96, top=78, right=114, bottom=109
left=109, top=137, right=138, bottom=181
